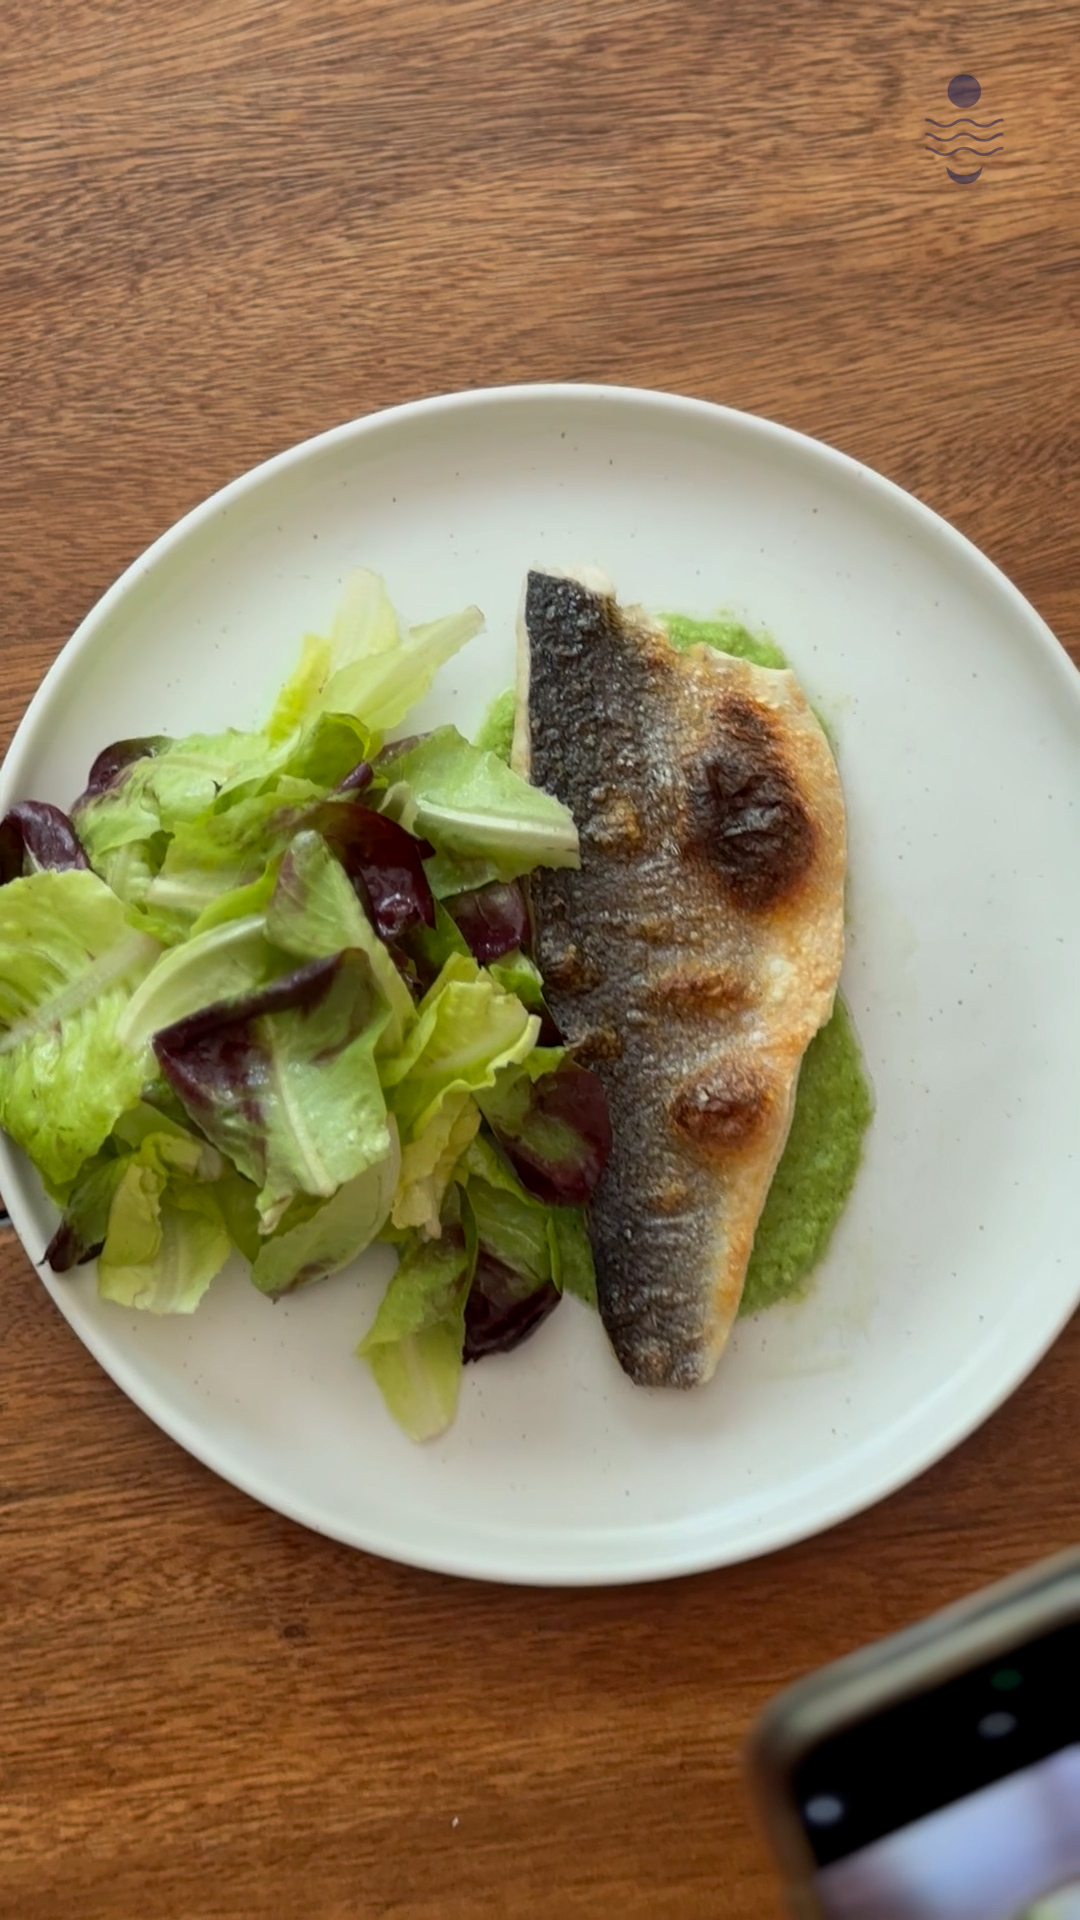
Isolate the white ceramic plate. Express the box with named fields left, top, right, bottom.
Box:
left=3, top=386, right=1079, bottom=1586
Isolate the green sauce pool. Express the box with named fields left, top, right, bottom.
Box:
left=476, top=613, right=873, bottom=1314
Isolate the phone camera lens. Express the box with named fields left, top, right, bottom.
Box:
left=804, top=1794, right=845, bottom=1827
left=977, top=1710, right=1017, bottom=1739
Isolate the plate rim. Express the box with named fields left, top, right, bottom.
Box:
left=5, top=381, right=1077, bottom=798
left=3, top=381, right=1079, bottom=1586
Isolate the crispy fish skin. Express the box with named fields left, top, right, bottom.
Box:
left=514, top=571, right=846, bottom=1389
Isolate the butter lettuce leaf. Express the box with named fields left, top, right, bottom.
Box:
left=46, top=1102, right=262, bottom=1308
left=381, top=952, right=538, bottom=1139
left=266, top=571, right=396, bottom=742
left=547, top=1203, right=598, bottom=1309
left=389, top=1091, right=481, bottom=1238
left=266, top=830, right=414, bottom=1055
left=459, top=1133, right=554, bottom=1290
left=0, top=870, right=160, bottom=1187
left=380, top=952, right=535, bottom=1238
left=357, top=1230, right=473, bottom=1441
left=457, top=1131, right=597, bottom=1309
left=96, top=1126, right=236, bottom=1314
left=250, top=1123, right=401, bottom=1298
left=377, top=727, right=579, bottom=894
left=136, top=786, right=324, bottom=942
left=322, top=608, right=483, bottom=734
left=116, top=913, right=279, bottom=1055
left=43, top=1102, right=249, bottom=1310
left=72, top=732, right=276, bottom=912
left=44, top=1150, right=129, bottom=1271
left=266, top=634, right=334, bottom=745
left=486, top=951, right=547, bottom=1010
left=330, top=567, right=402, bottom=661
left=188, top=865, right=279, bottom=938
left=278, top=712, right=374, bottom=789
left=267, top=570, right=482, bottom=739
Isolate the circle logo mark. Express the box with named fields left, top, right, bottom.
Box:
left=948, top=73, right=982, bottom=108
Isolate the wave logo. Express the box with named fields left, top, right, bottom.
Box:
left=926, top=73, right=1003, bottom=184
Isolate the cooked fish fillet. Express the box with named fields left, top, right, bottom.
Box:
left=514, top=570, right=846, bottom=1389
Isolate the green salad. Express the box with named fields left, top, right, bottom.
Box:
left=0, top=574, right=605, bottom=1440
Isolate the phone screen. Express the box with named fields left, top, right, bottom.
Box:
left=793, top=1619, right=1080, bottom=1919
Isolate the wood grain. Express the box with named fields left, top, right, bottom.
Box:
left=2, top=1, right=1079, bottom=1914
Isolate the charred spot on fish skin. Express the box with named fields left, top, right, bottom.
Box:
left=539, top=940, right=604, bottom=994
left=582, top=793, right=644, bottom=855
left=570, top=1024, right=624, bottom=1065
left=646, top=964, right=750, bottom=1018
left=670, top=1058, right=772, bottom=1154
left=691, top=696, right=815, bottom=910
left=650, top=1178, right=695, bottom=1216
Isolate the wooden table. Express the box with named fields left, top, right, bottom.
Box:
left=3, top=4, right=1078, bottom=1914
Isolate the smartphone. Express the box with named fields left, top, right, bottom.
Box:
left=746, top=1547, right=1080, bottom=1919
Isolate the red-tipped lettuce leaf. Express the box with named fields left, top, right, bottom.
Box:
left=310, top=800, right=436, bottom=942
left=0, top=803, right=89, bottom=883
left=45, top=1150, right=126, bottom=1271
left=463, top=1252, right=560, bottom=1361
left=445, top=880, right=530, bottom=963
left=153, top=950, right=392, bottom=1226
left=75, top=736, right=173, bottom=808
left=478, top=1060, right=612, bottom=1206
left=335, top=760, right=374, bottom=796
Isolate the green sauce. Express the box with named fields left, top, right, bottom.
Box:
left=664, top=611, right=838, bottom=751
left=477, top=609, right=873, bottom=1315
left=739, top=996, right=872, bottom=1314
left=663, top=611, right=788, bottom=672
